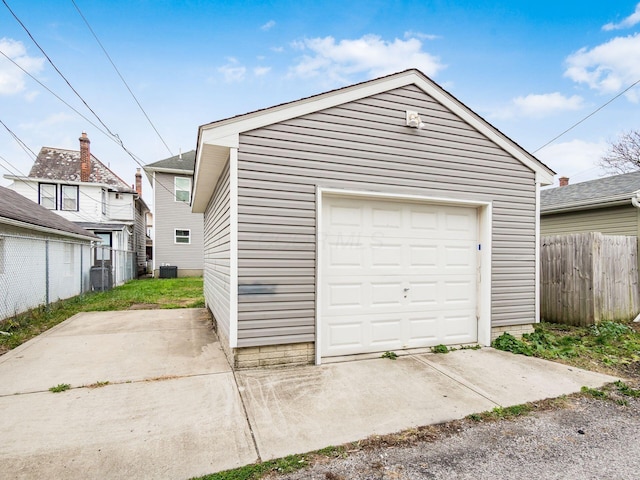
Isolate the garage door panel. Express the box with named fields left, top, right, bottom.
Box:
left=321, top=196, right=478, bottom=357
left=370, top=282, right=404, bottom=306
left=370, top=318, right=403, bottom=346
left=327, top=283, right=363, bottom=308
left=407, top=316, right=439, bottom=345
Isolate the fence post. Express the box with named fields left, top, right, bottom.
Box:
left=45, top=239, right=50, bottom=306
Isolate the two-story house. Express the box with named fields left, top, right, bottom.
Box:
left=4, top=132, right=150, bottom=282
left=143, top=150, right=203, bottom=277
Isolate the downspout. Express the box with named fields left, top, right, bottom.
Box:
left=632, top=193, right=640, bottom=323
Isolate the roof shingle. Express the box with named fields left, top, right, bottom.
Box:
left=541, top=171, right=640, bottom=212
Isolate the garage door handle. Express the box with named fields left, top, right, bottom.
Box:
left=403, top=288, right=410, bottom=292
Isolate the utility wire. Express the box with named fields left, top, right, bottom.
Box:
left=71, top=0, right=174, bottom=157
left=0, top=49, right=114, bottom=147
left=2, top=0, right=177, bottom=201
left=533, top=78, right=640, bottom=154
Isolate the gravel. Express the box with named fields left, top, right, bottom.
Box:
left=269, top=395, right=640, bottom=480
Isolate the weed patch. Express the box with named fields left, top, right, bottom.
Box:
left=381, top=351, right=398, bottom=360
left=492, top=321, right=640, bottom=380
left=614, top=380, right=640, bottom=397
left=580, top=386, right=607, bottom=399
left=467, top=403, right=534, bottom=422
left=431, top=344, right=449, bottom=354
left=87, top=381, right=110, bottom=389
left=49, top=383, right=71, bottom=393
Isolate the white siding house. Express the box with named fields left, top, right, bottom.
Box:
left=0, top=186, right=97, bottom=321
left=144, top=151, right=204, bottom=277
left=192, top=69, right=555, bottom=368
left=4, top=132, right=150, bottom=282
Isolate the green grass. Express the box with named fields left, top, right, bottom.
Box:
left=491, top=320, right=640, bottom=378
left=192, top=446, right=347, bottom=480
left=0, top=277, right=204, bottom=355
left=467, top=403, right=534, bottom=422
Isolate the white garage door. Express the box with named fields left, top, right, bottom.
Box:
left=321, top=195, right=478, bottom=357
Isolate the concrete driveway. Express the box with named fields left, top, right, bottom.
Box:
left=0, top=309, right=617, bottom=479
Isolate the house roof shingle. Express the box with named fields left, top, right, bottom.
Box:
left=540, top=171, right=640, bottom=213
left=29, top=147, right=134, bottom=192
left=144, top=150, right=196, bottom=172
left=0, top=186, right=98, bottom=240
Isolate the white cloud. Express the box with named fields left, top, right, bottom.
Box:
left=603, top=3, right=640, bottom=31
left=491, top=92, right=583, bottom=119
left=288, top=34, right=445, bottom=84
left=404, top=31, right=440, bottom=41
left=19, top=112, right=75, bottom=129
left=0, top=37, right=45, bottom=95
left=564, top=33, right=640, bottom=101
left=254, top=66, right=271, bottom=76
left=261, top=20, right=276, bottom=31
left=218, top=58, right=246, bottom=82
left=513, top=92, right=583, bottom=117
left=535, top=139, right=608, bottom=185
left=271, top=46, right=284, bottom=53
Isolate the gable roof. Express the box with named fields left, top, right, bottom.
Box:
left=27, top=146, right=133, bottom=192
left=145, top=150, right=196, bottom=173
left=0, top=186, right=98, bottom=240
left=192, top=68, right=555, bottom=212
left=541, top=171, right=640, bottom=214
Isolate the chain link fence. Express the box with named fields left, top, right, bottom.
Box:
left=0, top=233, right=136, bottom=322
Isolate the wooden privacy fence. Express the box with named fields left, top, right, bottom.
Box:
left=541, top=232, right=640, bottom=326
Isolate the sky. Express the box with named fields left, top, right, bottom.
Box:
left=2, top=0, right=640, bottom=202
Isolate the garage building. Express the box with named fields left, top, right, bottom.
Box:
left=192, top=69, right=555, bottom=368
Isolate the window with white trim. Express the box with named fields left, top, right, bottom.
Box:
left=101, top=188, right=107, bottom=215
left=174, top=177, right=191, bottom=203
left=175, top=229, right=191, bottom=244
left=61, top=185, right=79, bottom=211
left=39, top=183, right=57, bottom=210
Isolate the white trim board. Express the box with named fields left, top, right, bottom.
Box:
left=315, top=187, right=492, bottom=365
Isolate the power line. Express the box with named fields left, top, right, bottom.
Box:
left=533, top=78, right=640, bottom=154
left=2, top=0, right=177, bottom=200
left=0, top=49, right=113, bottom=145
left=71, top=0, right=174, bottom=157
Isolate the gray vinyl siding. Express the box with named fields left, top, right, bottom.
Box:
left=236, top=84, right=537, bottom=347
left=541, top=205, right=639, bottom=237
left=203, top=159, right=231, bottom=342
left=154, top=172, right=204, bottom=271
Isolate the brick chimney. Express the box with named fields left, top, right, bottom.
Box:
left=135, top=168, right=142, bottom=196
left=559, top=176, right=569, bottom=187
left=79, top=132, right=91, bottom=182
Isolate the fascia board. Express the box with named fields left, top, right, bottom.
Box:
left=0, top=217, right=98, bottom=241
left=541, top=196, right=631, bottom=214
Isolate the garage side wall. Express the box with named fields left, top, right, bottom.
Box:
left=203, top=158, right=232, bottom=344
left=236, top=84, right=537, bottom=348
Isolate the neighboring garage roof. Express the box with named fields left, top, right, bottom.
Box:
left=0, top=186, right=98, bottom=241
left=541, top=171, right=640, bottom=214
left=192, top=68, right=556, bottom=212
